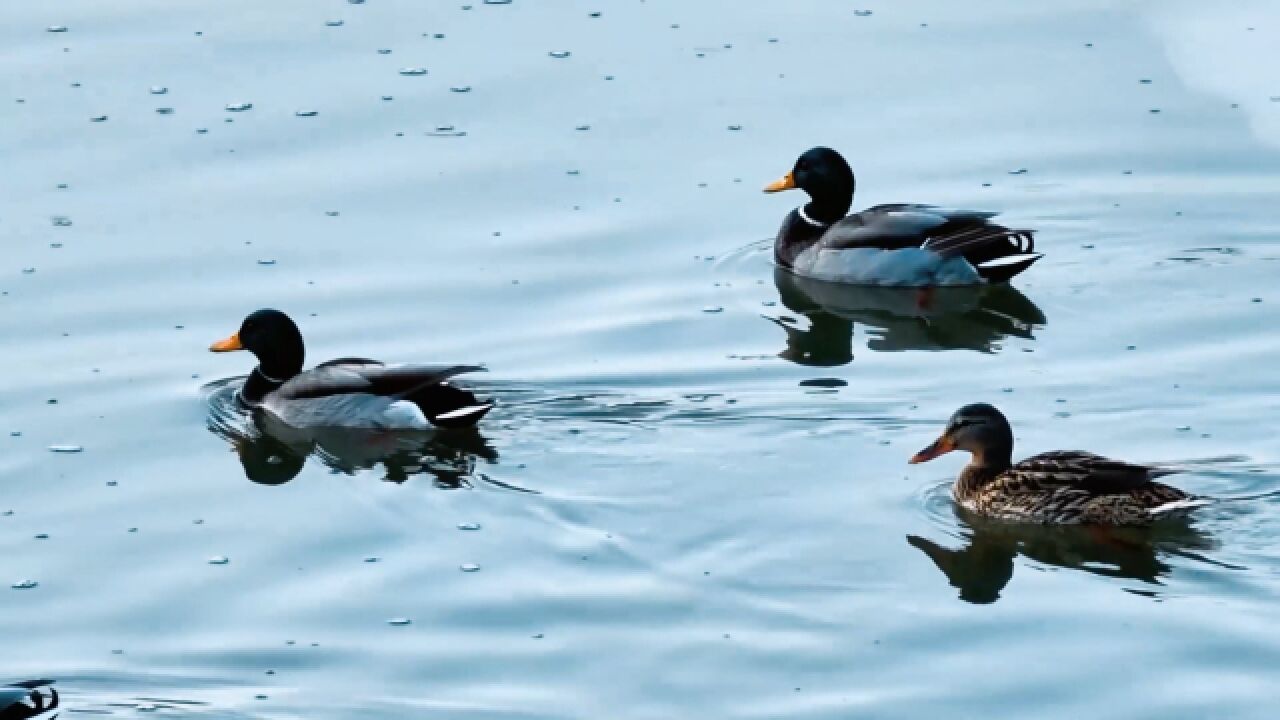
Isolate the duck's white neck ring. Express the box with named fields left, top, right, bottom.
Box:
left=796, top=205, right=828, bottom=229
left=255, top=366, right=286, bottom=384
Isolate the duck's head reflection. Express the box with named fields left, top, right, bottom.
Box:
left=211, top=397, right=498, bottom=488
left=769, top=267, right=1046, bottom=365
left=907, top=508, right=1232, bottom=604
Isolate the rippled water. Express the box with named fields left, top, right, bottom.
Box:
left=4, top=1, right=1280, bottom=717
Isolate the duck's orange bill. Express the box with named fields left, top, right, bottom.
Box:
left=209, top=332, right=243, bottom=352
left=763, top=171, right=795, bottom=193
left=909, top=435, right=955, bottom=464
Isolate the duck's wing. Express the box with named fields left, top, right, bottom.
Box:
left=823, top=205, right=1040, bottom=282
left=277, top=363, right=486, bottom=401
left=1007, top=451, right=1177, bottom=496
left=819, top=205, right=955, bottom=251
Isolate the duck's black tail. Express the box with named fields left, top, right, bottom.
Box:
left=1, top=680, right=59, bottom=720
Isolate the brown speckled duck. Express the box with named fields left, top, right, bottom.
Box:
left=764, top=147, right=1041, bottom=286
left=909, top=403, right=1204, bottom=525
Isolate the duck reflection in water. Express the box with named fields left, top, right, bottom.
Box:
left=768, top=267, right=1046, bottom=366
left=210, top=403, right=499, bottom=488
left=907, top=508, right=1234, bottom=604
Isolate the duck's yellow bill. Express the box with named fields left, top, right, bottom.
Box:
left=909, top=435, right=955, bottom=464
left=763, top=171, right=795, bottom=193
left=209, top=333, right=243, bottom=352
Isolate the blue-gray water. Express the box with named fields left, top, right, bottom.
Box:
left=4, top=1, right=1280, bottom=717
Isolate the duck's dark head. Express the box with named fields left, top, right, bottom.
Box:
left=210, top=309, right=305, bottom=393
left=910, top=403, right=1014, bottom=470
left=764, top=146, right=856, bottom=225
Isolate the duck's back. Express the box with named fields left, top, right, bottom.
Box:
left=961, top=451, right=1193, bottom=524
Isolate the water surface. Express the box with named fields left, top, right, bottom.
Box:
left=4, top=1, right=1280, bottom=717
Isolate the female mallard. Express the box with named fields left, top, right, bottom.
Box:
left=209, top=309, right=492, bottom=430
left=764, top=147, right=1042, bottom=286
left=909, top=403, right=1203, bottom=525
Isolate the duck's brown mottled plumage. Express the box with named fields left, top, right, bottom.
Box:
left=912, top=404, right=1199, bottom=525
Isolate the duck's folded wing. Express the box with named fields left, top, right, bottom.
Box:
left=921, top=215, right=1039, bottom=282
left=821, top=207, right=953, bottom=250
left=278, top=364, right=486, bottom=401
left=1011, top=451, right=1174, bottom=495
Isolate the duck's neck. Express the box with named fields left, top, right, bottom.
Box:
left=956, top=448, right=1013, bottom=498
left=239, top=345, right=304, bottom=405
left=802, top=196, right=852, bottom=227
left=802, top=174, right=855, bottom=227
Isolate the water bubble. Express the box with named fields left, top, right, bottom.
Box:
left=295, top=110, right=318, bottom=117
left=48, top=444, right=83, bottom=453
left=225, top=102, right=253, bottom=112
left=208, top=556, right=230, bottom=565
left=90, top=115, right=108, bottom=122
left=150, top=86, right=168, bottom=94
left=457, top=522, right=481, bottom=531
left=51, top=216, right=72, bottom=227
left=548, top=50, right=571, bottom=59
left=11, top=580, right=38, bottom=589
left=387, top=617, right=411, bottom=625
left=460, top=563, right=481, bottom=572
left=399, top=67, right=428, bottom=75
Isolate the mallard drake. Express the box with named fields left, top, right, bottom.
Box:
left=209, top=309, right=492, bottom=430
left=909, top=403, right=1203, bottom=525
left=1, top=679, right=58, bottom=720
left=764, top=147, right=1042, bottom=286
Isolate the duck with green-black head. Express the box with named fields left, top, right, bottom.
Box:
left=209, top=308, right=491, bottom=430
left=764, top=147, right=1042, bottom=286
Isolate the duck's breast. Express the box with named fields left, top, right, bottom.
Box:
left=794, top=246, right=981, bottom=287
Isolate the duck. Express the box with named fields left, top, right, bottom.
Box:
left=209, top=308, right=492, bottom=430
left=1, top=679, right=58, bottom=720
left=763, top=147, right=1042, bottom=286
left=908, top=403, right=1203, bottom=525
